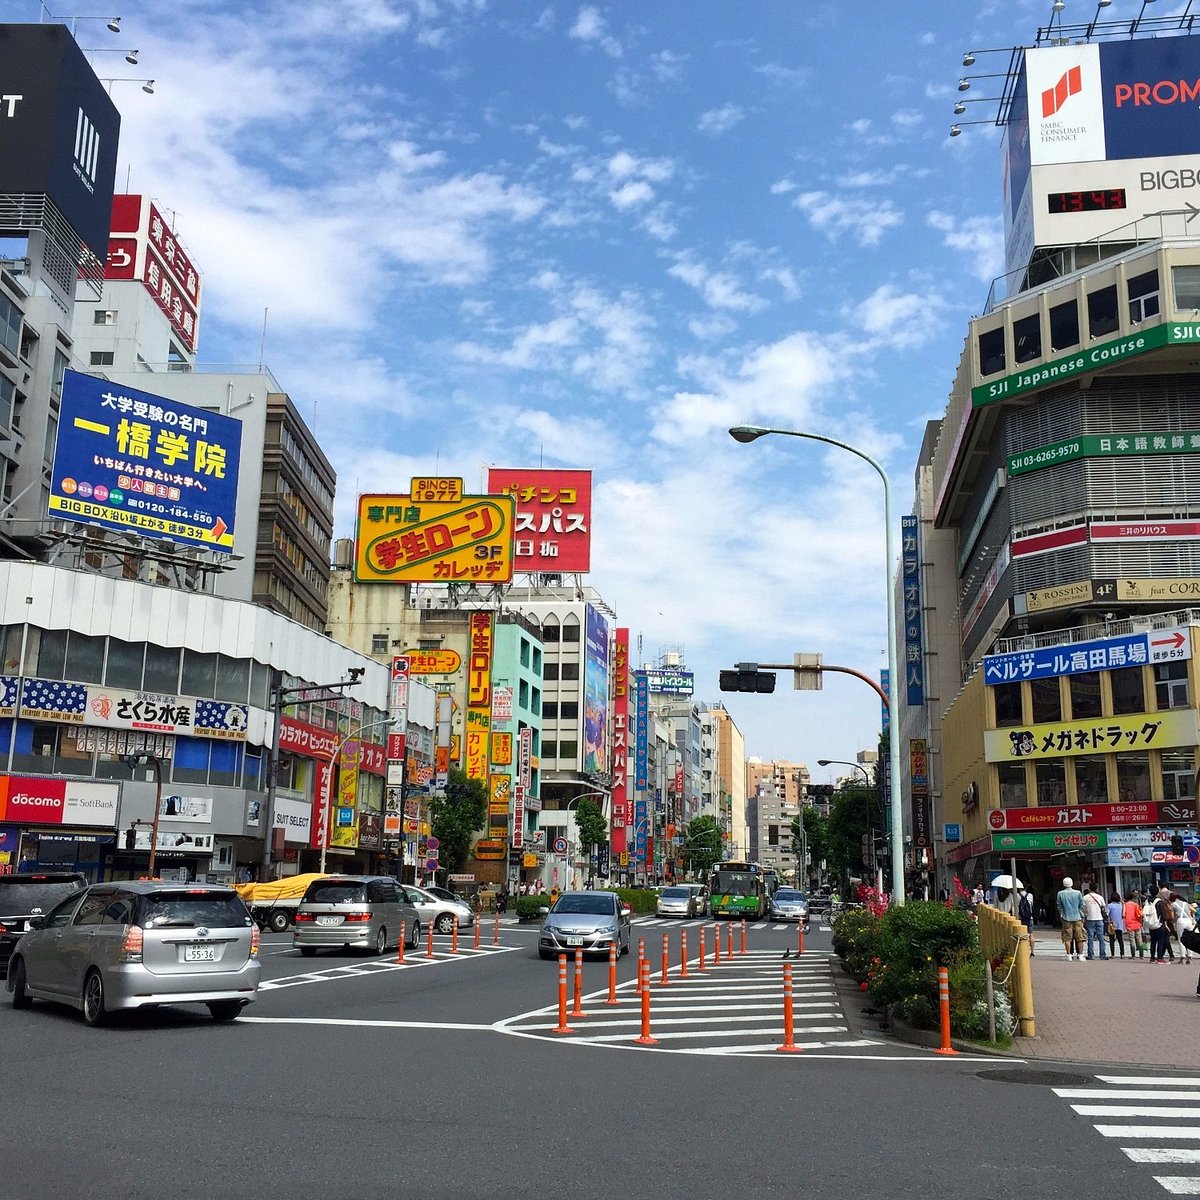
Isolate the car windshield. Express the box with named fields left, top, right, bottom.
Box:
left=552, top=895, right=613, bottom=916
left=304, top=882, right=367, bottom=905
left=775, top=891, right=806, bottom=902
left=661, top=888, right=689, bottom=899
left=140, top=892, right=250, bottom=928
left=0, top=880, right=83, bottom=913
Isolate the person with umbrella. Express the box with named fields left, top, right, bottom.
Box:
left=991, top=873, right=1022, bottom=917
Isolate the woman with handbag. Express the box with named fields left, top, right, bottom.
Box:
left=1123, top=890, right=1147, bottom=960
left=1172, top=893, right=1196, bottom=965
left=1106, top=889, right=1126, bottom=959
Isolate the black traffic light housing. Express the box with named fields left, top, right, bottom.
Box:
left=719, top=668, right=776, bottom=694
left=1171, top=834, right=1185, bottom=855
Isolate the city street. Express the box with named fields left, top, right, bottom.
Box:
left=1, top=918, right=1177, bottom=1199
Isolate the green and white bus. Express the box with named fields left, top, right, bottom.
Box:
left=708, top=860, right=770, bottom=920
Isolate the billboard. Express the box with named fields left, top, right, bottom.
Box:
left=611, top=628, right=629, bottom=863
left=582, top=604, right=609, bottom=777
left=107, top=195, right=203, bottom=353
left=486, top=467, right=592, bottom=573
left=0, top=775, right=119, bottom=827
left=0, top=24, right=120, bottom=256
left=983, top=627, right=1188, bottom=686
left=48, top=370, right=242, bottom=553
left=983, top=708, right=1199, bottom=763
left=355, top=480, right=515, bottom=583
left=901, top=515, right=924, bottom=708
left=645, top=669, right=693, bottom=696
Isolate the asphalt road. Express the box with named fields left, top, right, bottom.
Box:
left=1, top=917, right=1183, bottom=1199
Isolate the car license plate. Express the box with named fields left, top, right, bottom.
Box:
left=184, top=944, right=217, bottom=962
left=565, top=935, right=583, bottom=946
left=316, top=915, right=342, bottom=926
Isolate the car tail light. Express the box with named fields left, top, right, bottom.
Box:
left=293, top=912, right=315, bottom=923
left=250, top=925, right=261, bottom=958
left=119, top=925, right=144, bottom=963
left=342, top=911, right=371, bottom=923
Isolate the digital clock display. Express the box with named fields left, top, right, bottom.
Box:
left=1047, top=189, right=1127, bottom=213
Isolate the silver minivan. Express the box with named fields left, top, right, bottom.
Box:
left=7, top=880, right=261, bottom=1025
left=292, top=875, right=420, bottom=957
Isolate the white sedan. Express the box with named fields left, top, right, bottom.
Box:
left=402, top=884, right=474, bottom=932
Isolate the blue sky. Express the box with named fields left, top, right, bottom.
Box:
left=52, top=0, right=1066, bottom=779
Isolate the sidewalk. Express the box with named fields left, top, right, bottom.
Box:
left=1013, top=926, right=1200, bottom=1068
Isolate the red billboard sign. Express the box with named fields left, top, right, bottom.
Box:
left=487, top=468, right=592, bottom=573
left=610, top=628, right=629, bottom=862
left=988, top=798, right=1197, bottom=831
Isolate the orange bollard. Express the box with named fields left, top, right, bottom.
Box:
left=426, top=919, right=435, bottom=959
left=473, top=916, right=480, bottom=949
left=451, top=915, right=459, bottom=955
left=397, top=928, right=406, bottom=964
left=493, top=908, right=500, bottom=946
left=777, top=962, right=803, bottom=1053
left=660, top=932, right=671, bottom=986
left=797, top=923, right=805, bottom=957
left=935, top=965, right=959, bottom=1055
left=636, top=938, right=646, bottom=994
left=634, top=960, right=658, bottom=1045
left=713, top=923, right=722, bottom=963
left=726, top=923, right=734, bottom=959
left=740, top=918, right=747, bottom=955
left=698, top=927, right=707, bottom=972
left=605, top=940, right=619, bottom=1006
left=570, top=947, right=588, bottom=1018
left=552, top=953, right=575, bottom=1035
left=680, top=929, right=689, bottom=979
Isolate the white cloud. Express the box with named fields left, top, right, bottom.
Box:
left=926, top=211, right=1005, bottom=282
left=650, top=50, right=686, bottom=82
left=455, top=316, right=580, bottom=368
left=849, top=283, right=945, bottom=350
left=668, top=258, right=766, bottom=312
left=609, top=180, right=654, bottom=209
left=770, top=179, right=797, bottom=195
left=569, top=5, right=622, bottom=56
left=639, top=206, right=677, bottom=241
left=607, top=151, right=674, bottom=182
left=697, top=103, right=746, bottom=135
left=891, top=108, right=924, bottom=131
left=792, top=191, right=904, bottom=247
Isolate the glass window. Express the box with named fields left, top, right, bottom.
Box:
left=1128, top=269, right=1160, bottom=324
left=89, top=350, right=114, bottom=366
left=243, top=744, right=265, bottom=791
left=541, top=623, right=561, bottom=643
left=998, top=763, right=1027, bottom=808
left=520, top=639, right=530, bottom=667
left=105, top=638, right=144, bottom=689
left=543, top=662, right=559, bottom=681
left=35, top=629, right=67, bottom=680
left=1116, top=753, right=1151, bottom=802
left=542, top=701, right=558, bottom=720
left=1110, top=666, right=1145, bottom=715
left=63, top=633, right=105, bottom=683
left=100, top=895, right=134, bottom=924
left=144, top=645, right=180, bottom=693
left=518, top=679, right=528, bottom=709
left=561, top=701, right=579, bottom=720
left=1069, top=672, right=1102, bottom=720
left=214, top=655, right=249, bottom=703
left=561, top=623, right=580, bottom=643
left=56, top=727, right=93, bottom=776
left=171, top=736, right=210, bottom=784
left=1087, top=284, right=1119, bottom=337
left=181, top=650, right=217, bottom=697
left=1031, top=677, right=1062, bottom=724
left=11, top=722, right=57, bottom=773
left=73, top=893, right=112, bottom=926
left=1162, top=750, right=1196, bottom=801
left=993, top=682, right=1023, bottom=726
left=250, top=661, right=272, bottom=710
left=559, top=740, right=578, bottom=761
left=1013, top=313, right=1042, bottom=363
left=371, top=634, right=388, bottom=654
left=1049, top=298, right=1080, bottom=351
left=541, top=740, right=557, bottom=759
left=1035, top=759, right=1066, bottom=808
left=978, top=326, right=1005, bottom=375
left=561, top=662, right=580, bottom=681
left=208, top=740, right=240, bottom=787
left=1155, top=661, right=1189, bottom=709
left=1174, top=265, right=1200, bottom=310
left=1074, top=756, right=1108, bottom=805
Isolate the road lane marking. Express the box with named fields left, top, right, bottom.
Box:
left=1124, top=1150, right=1200, bottom=1164
left=241, top=1017, right=493, bottom=1031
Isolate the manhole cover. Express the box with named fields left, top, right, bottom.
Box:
left=977, top=1068, right=1092, bottom=1087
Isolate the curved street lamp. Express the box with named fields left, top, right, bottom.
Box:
left=817, top=758, right=872, bottom=786
left=730, top=423, right=905, bottom=904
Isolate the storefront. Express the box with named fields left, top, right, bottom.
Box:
left=0, top=774, right=121, bottom=882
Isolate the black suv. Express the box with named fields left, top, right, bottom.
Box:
left=0, top=873, right=88, bottom=977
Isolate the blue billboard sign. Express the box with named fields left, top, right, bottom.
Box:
left=49, top=371, right=242, bottom=553
left=582, top=604, right=609, bottom=777
left=901, top=515, right=924, bottom=709
left=646, top=669, right=693, bottom=696
left=983, top=627, right=1189, bottom=686
left=634, top=671, right=649, bottom=789
left=1099, top=38, right=1200, bottom=163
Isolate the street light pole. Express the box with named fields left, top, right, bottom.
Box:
left=819, top=758, right=885, bottom=894
left=730, top=424, right=905, bottom=904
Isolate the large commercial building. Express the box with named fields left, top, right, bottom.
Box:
left=906, top=12, right=1200, bottom=904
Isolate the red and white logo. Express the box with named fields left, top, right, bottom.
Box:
left=1042, top=65, right=1082, bottom=117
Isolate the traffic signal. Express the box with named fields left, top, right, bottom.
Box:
left=125, top=824, right=137, bottom=851
left=1172, top=834, right=1185, bottom=855
left=718, top=668, right=776, bottom=693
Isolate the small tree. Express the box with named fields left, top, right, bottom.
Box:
left=428, top=768, right=488, bottom=876
left=682, top=815, right=723, bottom=879
left=573, top=797, right=607, bottom=885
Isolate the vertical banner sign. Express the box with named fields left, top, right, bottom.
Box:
left=310, top=760, right=332, bottom=850
left=465, top=612, right=494, bottom=784
left=384, top=656, right=409, bottom=838
left=514, top=724, right=532, bottom=851
left=330, top=740, right=360, bottom=849
left=610, top=629, right=630, bottom=863
left=435, top=692, right=452, bottom=787
left=910, top=738, right=931, bottom=851
left=901, top=515, right=925, bottom=708
left=880, top=669, right=890, bottom=733
left=583, top=604, right=610, bottom=776
left=634, top=671, right=649, bottom=789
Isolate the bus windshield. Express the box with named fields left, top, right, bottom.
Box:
left=711, top=870, right=756, bottom=897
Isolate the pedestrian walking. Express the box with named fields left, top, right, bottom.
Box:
left=1148, top=887, right=1175, bottom=963
left=1082, top=883, right=1109, bottom=960
left=1056, top=876, right=1085, bottom=961
left=1105, top=890, right=1126, bottom=958
left=1172, top=893, right=1195, bottom=964
left=1123, top=890, right=1147, bottom=960
left=1018, top=886, right=1036, bottom=956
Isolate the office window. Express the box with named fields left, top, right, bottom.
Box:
left=172, top=736, right=210, bottom=784
left=993, top=682, right=1023, bottom=726
left=561, top=662, right=580, bottom=681
left=541, top=623, right=561, bottom=642
left=371, top=634, right=388, bottom=654
left=561, top=623, right=580, bottom=643
left=1013, top=313, right=1042, bottom=364
left=1155, top=661, right=1189, bottom=709
left=1074, top=756, right=1108, bottom=805
left=561, top=701, right=579, bottom=720
left=558, top=740, right=578, bottom=761
left=999, top=763, right=1027, bottom=808
left=1035, top=760, right=1066, bottom=807
left=214, top=655, right=249, bottom=703
left=1069, top=672, right=1101, bottom=720
left=1128, top=269, right=1160, bottom=324
left=520, top=639, right=530, bottom=667
left=34, top=628, right=67, bottom=679
left=209, top=740, right=240, bottom=787
left=1049, top=298, right=1080, bottom=350
left=105, top=638, right=144, bottom=689
left=1031, top=677, right=1061, bottom=724
left=1162, top=750, right=1196, bottom=801
left=1087, top=284, right=1119, bottom=337
left=1110, top=666, right=1145, bottom=715
left=93, top=309, right=117, bottom=325
left=518, top=679, right=528, bottom=708
left=543, top=662, right=559, bottom=681
left=541, top=740, right=557, bottom=760
left=978, top=326, right=1005, bottom=375
left=64, top=633, right=105, bottom=683
left=89, top=350, right=115, bottom=366
left=250, top=660, right=272, bottom=710
left=1173, top=264, right=1200, bottom=309
left=1116, top=752, right=1151, bottom=802
left=145, top=645, right=181, bottom=693
left=181, top=650, right=217, bottom=697
left=542, top=701, right=558, bottom=720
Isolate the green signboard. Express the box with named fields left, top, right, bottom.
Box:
left=971, top=322, right=1200, bottom=409
left=1008, top=430, right=1200, bottom=477
left=991, top=831, right=1108, bottom=852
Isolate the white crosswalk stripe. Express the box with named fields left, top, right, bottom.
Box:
left=1053, top=1076, right=1200, bottom=1192
left=497, top=948, right=953, bottom=1059
left=259, top=944, right=515, bottom=991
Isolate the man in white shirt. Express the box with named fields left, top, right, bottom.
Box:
left=1082, top=884, right=1109, bottom=960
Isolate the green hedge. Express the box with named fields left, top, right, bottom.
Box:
left=515, top=895, right=552, bottom=921
left=831, top=907, right=880, bottom=983
left=603, top=887, right=659, bottom=914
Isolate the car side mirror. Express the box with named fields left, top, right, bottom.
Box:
left=538, top=906, right=550, bottom=916
left=27, top=915, right=45, bottom=930
left=621, top=906, right=631, bottom=916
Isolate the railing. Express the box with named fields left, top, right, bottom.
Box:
left=977, top=903, right=1035, bottom=1038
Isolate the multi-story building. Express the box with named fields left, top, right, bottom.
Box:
left=907, top=15, right=1200, bottom=904
left=708, top=704, right=747, bottom=857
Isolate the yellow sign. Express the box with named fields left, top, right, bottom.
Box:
left=984, top=708, right=1199, bottom=763
left=329, top=740, right=360, bottom=848
left=522, top=853, right=539, bottom=868
left=401, top=648, right=463, bottom=675
left=1116, top=578, right=1200, bottom=602
left=473, top=838, right=507, bottom=860
left=354, top=488, right=515, bottom=584
left=492, top=731, right=513, bottom=766
left=490, top=774, right=511, bottom=804
left=1024, top=580, right=1094, bottom=613
left=464, top=611, right=493, bottom=783
left=465, top=722, right=490, bottom=781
